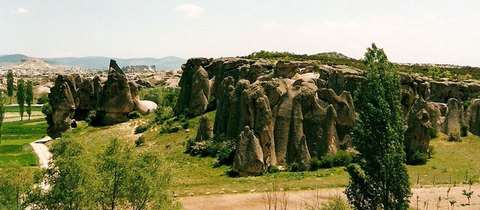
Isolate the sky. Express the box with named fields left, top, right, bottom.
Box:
left=1, top=0, right=480, bottom=66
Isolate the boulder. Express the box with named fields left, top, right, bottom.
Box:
left=466, top=99, right=480, bottom=136
left=442, top=98, right=464, bottom=134
left=405, top=98, right=432, bottom=158
left=233, top=126, right=266, bottom=176
left=134, top=100, right=158, bottom=115
left=195, top=115, right=213, bottom=142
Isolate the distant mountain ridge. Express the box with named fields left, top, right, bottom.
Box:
left=0, top=54, right=186, bottom=70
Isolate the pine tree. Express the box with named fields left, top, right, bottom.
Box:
left=16, top=79, right=25, bottom=121
left=26, top=81, right=34, bottom=120
left=345, top=43, right=411, bottom=210
left=7, top=70, right=14, bottom=104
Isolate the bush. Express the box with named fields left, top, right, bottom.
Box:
left=430, top=127, right=438, bottom=139
left=428, top=145, right=435, bottom=158
left=310, top=157, right=322, bottom=171
left=128, top=111, right=141, bottom=119
left=178, top=114, right=189, bottom=129
left=448, top=133, right=461, bottom=142
left=41, top=103, right=52, bottom=115
left=407, top=151, right=428, bottom=165
left=186, top=138, right=236, bottom=166
left=267, top=166, right=280, bottom=173
left=288, top=163, right=301, bottom=172
left=135, top=124, right=150, bottom=134
left=319, top=151, right=354, bottom=169
left=135, top=136, right=145, bottom=147
left=141, top=87, right=179, bottom=108
left=461, top=124, right=469, bottom=137
left=155, top=106, right=175, bottom=124
left=37, top=94, right=49, bottom=104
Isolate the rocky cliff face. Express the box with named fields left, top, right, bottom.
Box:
left=46, top=59, right=157, bottom=138
left=177, top=57, right=480, bottom=175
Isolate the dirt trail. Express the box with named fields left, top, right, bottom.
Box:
left=180, top=185, right=480, bottom=210
left=29, top=136, right=52, bottom=169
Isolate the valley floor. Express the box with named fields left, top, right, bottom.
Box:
left=180, top=185, right=480, bottom=210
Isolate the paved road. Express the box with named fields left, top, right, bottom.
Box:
left=29, top=136, right=52, bottom=169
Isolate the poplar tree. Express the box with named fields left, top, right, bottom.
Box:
left=345, top=43, right=411, bottom=210
left=26, top=80, right=34, bottom=120
left=16, top=79, right=25, bottom=121
left=7, top=70, right=14, bottom=104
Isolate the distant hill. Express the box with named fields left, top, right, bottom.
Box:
left=0, top=54, right=186, bottom=70
left=0, top=54, right=28, bottom=64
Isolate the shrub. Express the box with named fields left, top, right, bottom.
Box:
left=309, top=157, right=322, bottom=171
left=461, top=124, right=469, bottom=137
left=155, top=106, right=175, bottom=124
left=216, top=140, right=236, bottom=166
left=429, top=145, right=435, bottom=158
left=288, top=163, right=301, bottom=172
left=37, top=94, right=49, bottom=104
left=319, top=195, right=351, bottom=210
left=407, top=151, right=428, bottom=165
left=267, top=166, right=280, bottom=173
left=128, top=111, right=141, bottom=119
left=135, top=124, right=150, bottom=134
left=430, top=127, right=438, bottom=139
left=320, top=151, right=353, bottom=168
left=448, top=133, right=461, bottom=142
left=178, top=114, right=189, bottom=129
left=41, top=103, right=52, bottom=115
left=135, top=136, right=145, bottom=147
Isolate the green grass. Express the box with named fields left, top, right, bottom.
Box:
left=57, top=111, right=480, bottom=197
left=0, top=118, right=47, bottom=167
left=4, top=105, right=43, bottom=113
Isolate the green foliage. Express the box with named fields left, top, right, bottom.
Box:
left=288, top=162, right=302, bottom=172
left=311, top=151, right=354, bottom=170
left=6, top=70, right=14, bottom=103
left=141, top=87, right=179, bottom=107
left=37, top=94, right=49, bottom=104
left=41, top=103, right=52, bottom=115
left=406, top=151, right=428, bottom=165
left=127, top=110, right=141, bottom=119
left=0, top=92, right=5, bottom=144
left=25, top=80, right=33, bottom=120
left=135, top=136, right=145, bottom=147
left=345, top=44, right=411, bottom=210
left=430, top=127, right=438, bottom=139
left=461, top=124, right=469, bottom=137
left=186, top=138, right=236, bottom=166
left=27, top=139, right=93, bottom=209
left=16, top=79, right=25, bottom=121
left=0, top=165, right=33, bottom=210
left=134, top=124, right=150, bottom=134
left=448, top=133, right=461, bottom=142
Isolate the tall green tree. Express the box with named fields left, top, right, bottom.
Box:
left=345, top=43, right=411, bottom=210
left=26, top=80, right=34, bottom=120
left=16, top=79, right=25, bottom=121
left=0, top=91, right=4, bottom=145
left=7, top=70, right=14, bottom=104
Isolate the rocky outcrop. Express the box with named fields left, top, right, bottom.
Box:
left=196, top=115, right=213, bottom=142
left=97, top=60, right=136, bottom=124
left=466, top=99, right=480, bottom=136
left=46, top=59, right=157, bottom=137
left=233, top=126, right=266, bottom=176
left=176, top=57, right=480, bottom=175
left=46, top=75, right=76, bottom=138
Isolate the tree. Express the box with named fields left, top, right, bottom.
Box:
left=345, top=43, right=412, bottom=210
left=0, top=164, right=33, bottom=210
left=0, top=91, right=4, bottom=145
left=25, top=81, right=34, bottom=120
left=7, top=70, right=14, bottom=104
left=16, top=79, right=25, bottom=121
left=96, top=138, right=131, bottom=210
left=26, top=139, right=94, bottom=209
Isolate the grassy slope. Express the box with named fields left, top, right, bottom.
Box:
left=0, top=118, right=47, bottom=167
left=59, top=111, right=480, bottom=197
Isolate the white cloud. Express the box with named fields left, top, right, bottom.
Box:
left=175, top=3, right=204, bottom=18
left=12, top=8, right=29, bottom=14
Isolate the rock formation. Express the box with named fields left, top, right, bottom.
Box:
left=46, top=59, right=158, bottom=137
left=195, top=115, right=214, bottom=142
left=176, top=57, right=480, bottom=175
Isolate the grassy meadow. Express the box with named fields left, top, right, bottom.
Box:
left=55, top=110, right=480, bottom=197
left=0, top=118, right=47, bottom=167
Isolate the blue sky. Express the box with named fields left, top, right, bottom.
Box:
left=1, top=0, right=479, bottom=66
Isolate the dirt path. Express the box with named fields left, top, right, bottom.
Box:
left=29, top=136, right=52, bottom=169
left=180, top=185, right=480, bottom=210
